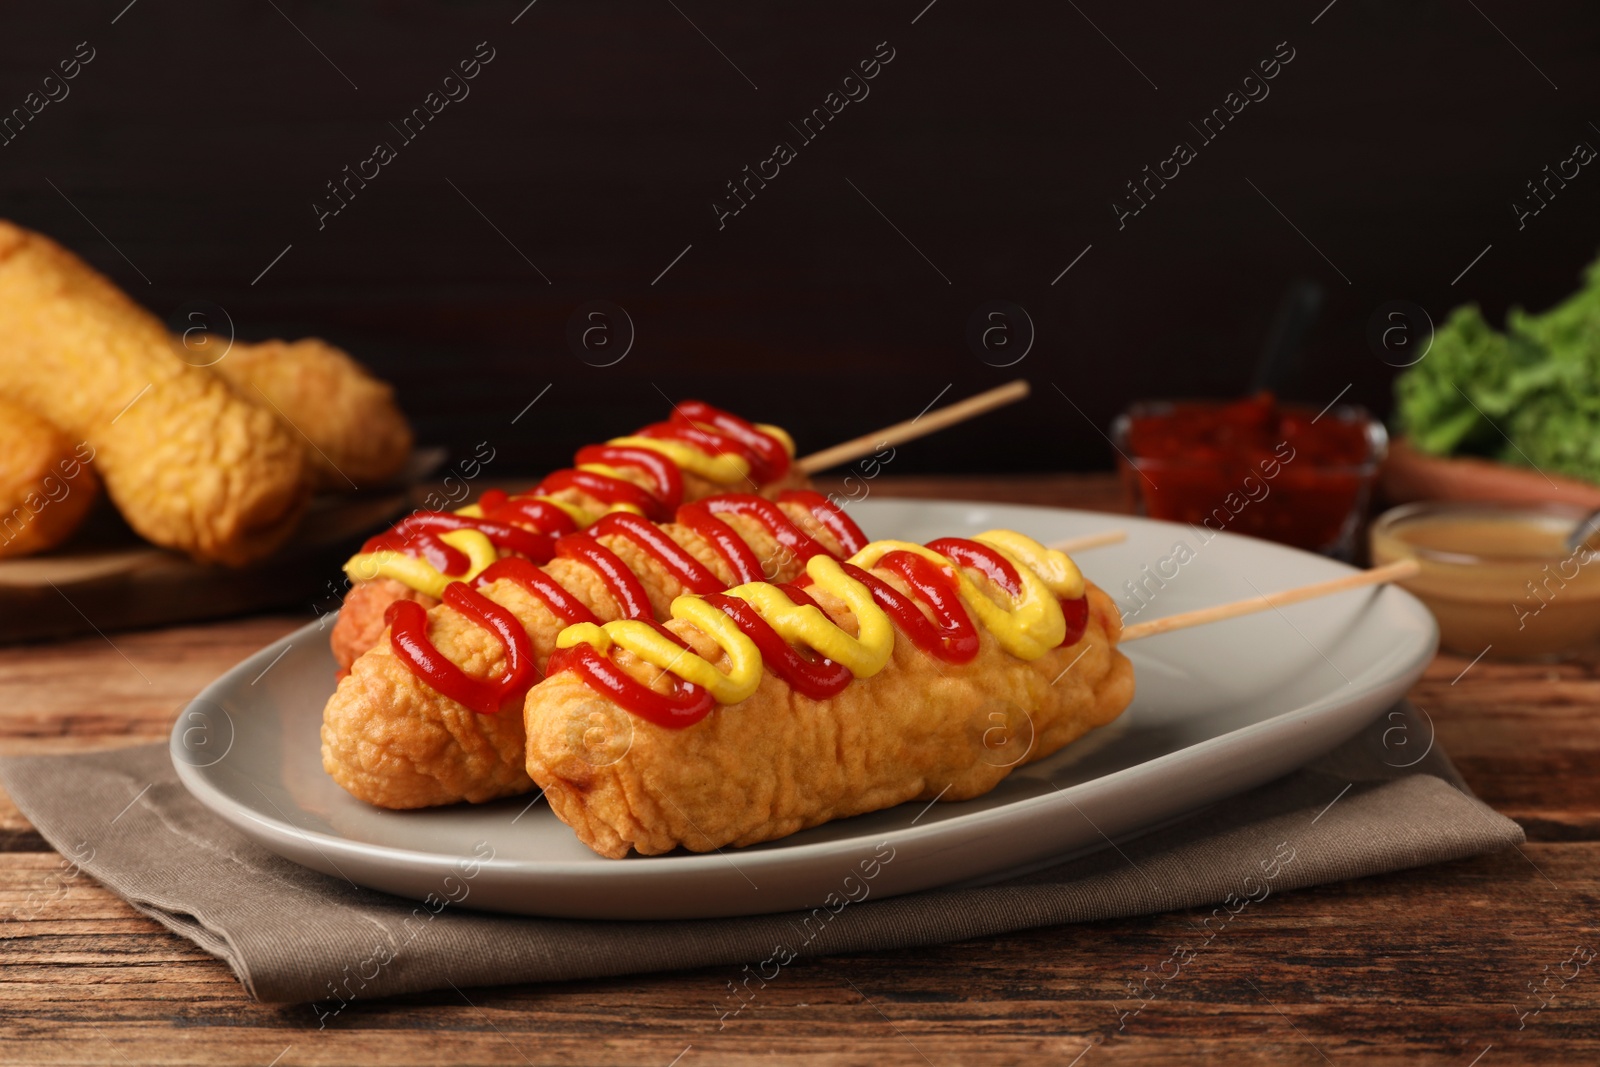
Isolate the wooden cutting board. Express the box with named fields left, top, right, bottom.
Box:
left=0, top=454, right=446, bottom=644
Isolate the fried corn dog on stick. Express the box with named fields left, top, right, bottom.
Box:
left=329, top=402, right=809, bottom=670
left=0, top=400, right=99, bottom=559
left=210, top=335, right=413, bottom=490
left=0, top=222, right=309, bottom=564
left=525, top=533, right=1135, bottom=858
left=321, top=492, right=865, bottom=809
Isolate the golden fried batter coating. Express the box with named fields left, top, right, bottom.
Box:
left=523, top=582, right=1134, bottom=858
left=322, top=581, right=537, bottom=809
left=330, top=578, right=438, bottom=673
left=211, top=336, right=412, bottom=490
left=0, top=222, right=309, bottom=564
left=678, top=465, right=811, bottom=502
left=322, top=505, right=847, bottom=809
left=0, top=400, right=99, bottom=558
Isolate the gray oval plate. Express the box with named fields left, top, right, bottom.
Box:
left=171, top=499, right=1438, bottom=920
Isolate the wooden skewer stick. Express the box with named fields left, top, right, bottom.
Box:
left=1050, top=529, right=1127, bottom=553
left=1120, top=558, right=1421, bottom=642
left=796, top=380, right=1031, bottom=475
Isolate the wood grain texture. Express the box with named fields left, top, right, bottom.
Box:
left=1, top=475, right=1596, bottom=1064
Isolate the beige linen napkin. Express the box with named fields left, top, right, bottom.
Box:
left=0, top=703, right=1522, bottom=1009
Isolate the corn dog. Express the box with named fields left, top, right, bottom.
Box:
left=524, top=533, right=1135, bottom=858
left=209, top=335, right=413, bottom=490
left=0, top=400, right=99, bottom=558
left=0, top=221, right=309, bottom=564
left=329, top=402, right=808, bottom=670
left=321, top=491, right=866, bottom=809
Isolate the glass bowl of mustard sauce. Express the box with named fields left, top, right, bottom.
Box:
left=1369, top=500, right=1600, bottom=660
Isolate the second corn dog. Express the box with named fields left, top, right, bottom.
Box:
left=328, top=401, right=809, bottom=669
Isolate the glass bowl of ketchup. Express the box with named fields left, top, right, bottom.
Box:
left=1111, top=392, right=1387, bottom=558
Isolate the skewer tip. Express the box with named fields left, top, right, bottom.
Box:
left=1049, top=529, right=1127, bottom=553
left=1120, top=557, right=1420, bottom=643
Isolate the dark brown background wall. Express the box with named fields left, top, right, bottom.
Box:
left=3, top=1, right=1596, bottom=475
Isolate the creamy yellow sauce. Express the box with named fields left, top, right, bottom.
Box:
left=1371, top=509, right=1600, bottom=660
left=1394, top=517, right=1571, bottom=557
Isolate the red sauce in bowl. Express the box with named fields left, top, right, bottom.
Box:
left=1116, top=392, right=1383, bottom=553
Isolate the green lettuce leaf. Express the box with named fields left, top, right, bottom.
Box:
left=1393, top=251, right=1600, bottom=482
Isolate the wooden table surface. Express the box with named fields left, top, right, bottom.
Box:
left=2, top=475, right=1596, bottom=1066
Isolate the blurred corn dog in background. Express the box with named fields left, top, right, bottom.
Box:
left=0, top=220, right=414, bottom=566
left=0, top=221, right=309, bottom=564
left=211, top=336, right=412, bottom=491
left=0, top=400, right=99, bottom=560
